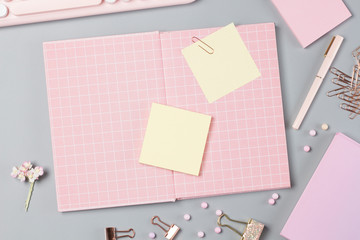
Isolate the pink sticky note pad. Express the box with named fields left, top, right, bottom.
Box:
left=281, top=133, right=360, bottom=240
left=271, top=0, right=351, bottom=48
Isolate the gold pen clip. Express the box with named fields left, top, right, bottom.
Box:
left=324, top=36, right=336, bottom=57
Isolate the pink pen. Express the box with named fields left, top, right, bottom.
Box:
left=293, top=35, right=344, bottom=130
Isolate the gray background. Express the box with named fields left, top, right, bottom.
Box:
left=1, top=0, right=360, bottom=239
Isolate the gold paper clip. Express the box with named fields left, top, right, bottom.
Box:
left=151, top=216, right=180, bottom=240
left=340, top=102, right=360, bottom=119
left=352, top=46, right=360, bottom=66
left=327, top=75, right=352, bottom=97
left=217, top=213, right=264, bottom=240
left=330, top=67, right=352, bottom=79
left=105, top=227, right=135, bottom=240
left=192, top=36, right=214, bottom=55
left=351, top=64, right=359, bottom=90
left=328, top=49, right=360, bottom=119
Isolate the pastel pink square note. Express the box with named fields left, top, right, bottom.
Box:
left=271, top=0, right=351, bottom=48
left=281, top=133, right=360, bottom=240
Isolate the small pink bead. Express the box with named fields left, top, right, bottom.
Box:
left=201, top=202, right=208, bottom=209
left=309, top=129, right=317, bottom=136
left=197, top=231, right=205, bottom=238
left=268, top=198, right=276, bottom=205
left=184, top=214, right=191, bottom=221
left=216, top=210, right=223, bottom=216
left=215, top=227, right=222, bottom=234
left=304, top=145, right=311, bottom=152
left=148, top=232, right=156, bottom=239
left=272, top=193, right=279, bottom=200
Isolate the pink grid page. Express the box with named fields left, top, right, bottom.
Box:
left=43, top=32, right=175, bottom=212
left=160, top=23, right=290, bottom=199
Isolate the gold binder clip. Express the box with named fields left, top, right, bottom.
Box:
left=217, top=213, right=264, bottom=240
left=192, top=36, right=214, bottom=55
left=105, top=228, right=135, bottom=240
left=151, top=216, right=180, bottom=240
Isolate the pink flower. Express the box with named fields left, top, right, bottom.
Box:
left=11, top=167, right=19, bottom=178
left=20, top=161, right=32, bottom=172
left=17, top=172, right=26, bottom=182
left=11, top=162, right=45, bottom=212
left=11, top=162, right=44, bottom=183
left=34, top=166, right=44, bottom=176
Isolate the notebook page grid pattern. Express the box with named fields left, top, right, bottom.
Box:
left=160, top=23, right=290, bottom=199
left=43, top=32, right=176, bottom=212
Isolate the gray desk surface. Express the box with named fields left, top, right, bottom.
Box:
left=1, top=0, right=360, bottom=239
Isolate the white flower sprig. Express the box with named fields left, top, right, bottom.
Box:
left=11, top=162, right=44, bottom=212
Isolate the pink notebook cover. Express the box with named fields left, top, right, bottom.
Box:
left=43, top=23, right=290, bottom=212
left=281, top=133, right=360, bottom=240
left=271, top=0, right=351, bottom=48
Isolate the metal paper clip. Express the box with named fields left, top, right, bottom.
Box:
left=218, top=213, right=264, bottom=240
left=351, top=64, right=359, bottom=90
left=352, top=46, right=360, bottom=66
left=192, top=36, right=214, bottom=55
left=328, top=48, right=360, bottom=119
left=340, top=101, right=360, bottom=119
left=151, top=216, right=180, bottom=240
left=105, top=227, right=135, bottom=240
left=330, top=67, right=352, bottom=79
left=328, top=66, right=360, bottom=119
left=327, top=76, right=351, bottom=97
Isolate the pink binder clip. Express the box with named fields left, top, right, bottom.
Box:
left=151, top=216, right=180, bottom=240
left=217, top=213, right=264, bottom=240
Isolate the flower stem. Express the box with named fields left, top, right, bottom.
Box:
left=25, top=182, right=35, bottom=212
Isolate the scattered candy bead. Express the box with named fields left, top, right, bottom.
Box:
left=268, top=198, right=276, bottom=205
left=184, top=214, right=191, bottom=221
left=272, top=193, right=279, bottom=200
left=215, top=227, right=222, bottom=234
left=304, top=145, right=311, bottom=152
left=216, top=210, right=223, bottom=216
left=309, top=129, right=317, bottom=136
left=201, top=202, right=208, bottom=209
left=148, top=232, right=156, bottom=239
left=322, top=123, right=329, bottom=131
left=197, top=231, right=205, bottom=238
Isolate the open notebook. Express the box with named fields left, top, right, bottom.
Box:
left=43, top=23, right=290, bottom=212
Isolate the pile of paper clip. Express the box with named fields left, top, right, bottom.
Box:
left=327, top=46, right=360, bottom=119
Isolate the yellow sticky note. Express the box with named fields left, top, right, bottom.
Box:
left=139, top=103, right=211, bottom=176
left=182, top=23, right=261, bottom=103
